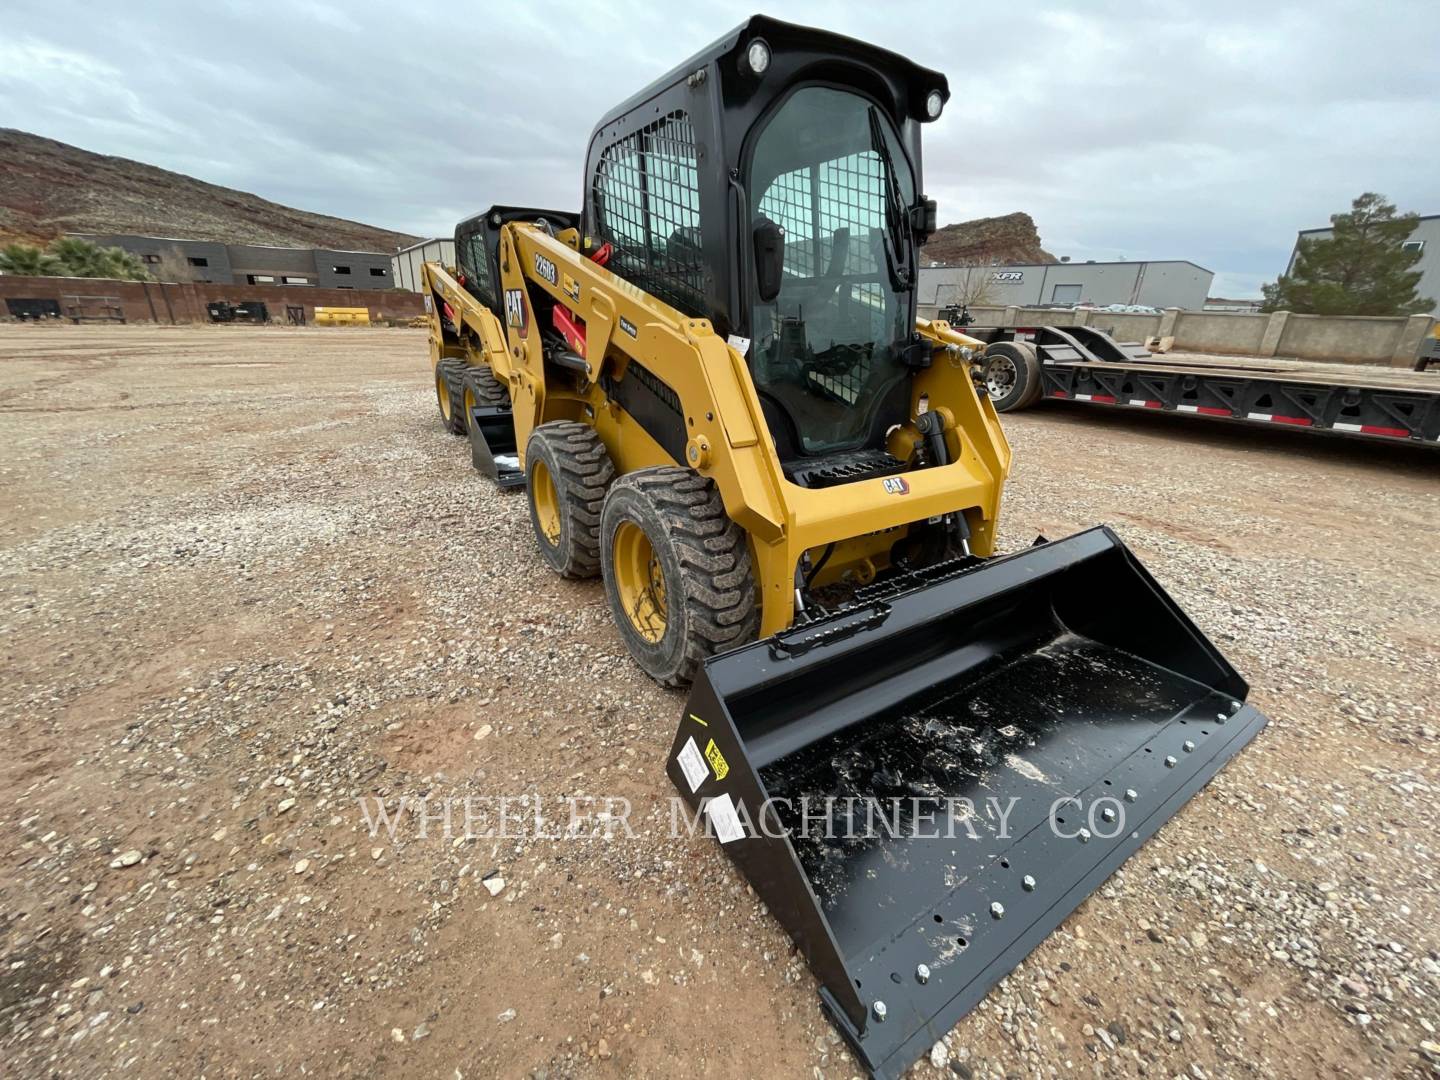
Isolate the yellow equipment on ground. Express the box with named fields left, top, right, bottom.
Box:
left=314, top=306, right=371, bottom=326
left=418, top=18, right=1268, bottom=1078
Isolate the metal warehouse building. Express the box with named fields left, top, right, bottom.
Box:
left=919, top=259, right=1213, bottom=312
left=390, top=238, right=455, bottom=293
left=72, top=234, right=397, bottom=289
left=1288, top=214, right=1439, bottom=316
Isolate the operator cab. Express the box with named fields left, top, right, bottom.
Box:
left=580, top=15, right=945, bottom=483
left=454, top=205, right=578, bottom=319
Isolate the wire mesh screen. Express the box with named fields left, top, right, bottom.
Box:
left=755, top=150, right=893, bottom=405
left=819, top=153, right=887, bottom=350
left=818, top=153, right=884, bottom=275
left=457, top=229, right=495, bottom=307
left=758, top=167, right=816, bottom=278
left=592, top=112, right=704, bottom=315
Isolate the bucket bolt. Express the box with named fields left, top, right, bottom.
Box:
left=1124, top=789, right=1138, bottom=803
left=1183, top=740, right=1196, bottom=753
left=916, top=964, right=930, bottom=984
left=872, top=1000, right=888, bottom=1021
left=1164, top=755, right=1178, bottom=768
left=990, top=901, right=1005, bottom=919
left=1022, top=875, right=1036, bottom=892
left=1100, top=806, right=1118, bottom=824
left=1077, top=828, right=1091, bottom=843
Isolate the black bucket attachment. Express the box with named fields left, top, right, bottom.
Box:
left=467, top=405, right=525, bottom=490
left=667, top=526, right=1267, bottom=1079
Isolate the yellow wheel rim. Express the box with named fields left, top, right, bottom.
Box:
left=612, top=520, right=668, bottom=643
left=436, top=372, right=451, bottom=420
left=462, top=386, right=475, bottom=427
left=531, top=460, right=562, bottom=547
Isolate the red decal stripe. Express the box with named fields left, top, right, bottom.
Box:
left=1051, top=390, right=1069, bottom=398
left=1090, top=394, right=1117, bottom=404
left=1361, top=424, right=1409, bottom=438
left=1197, top=406, right=1230, bottom=417
left=1271, top=415, right=1313, bottom=427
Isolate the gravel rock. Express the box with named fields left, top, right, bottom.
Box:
left=1, top=328, right=1434, bottom=1080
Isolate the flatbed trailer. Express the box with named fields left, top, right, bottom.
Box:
left=964, top=324, right=1440, bottom=447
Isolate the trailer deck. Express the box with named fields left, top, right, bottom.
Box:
left=1040, top=351, right=1440, bottom=444
left=964, top=322, right=1440, bottom=446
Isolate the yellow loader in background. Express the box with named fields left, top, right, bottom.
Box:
left=420, top=16, right=1268, bottom=1077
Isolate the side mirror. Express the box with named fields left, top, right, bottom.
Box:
left=753, top=218, right=784, bottom=303
left=908, top=197, right=938, bottom=245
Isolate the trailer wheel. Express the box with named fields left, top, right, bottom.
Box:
left=981, top=341, right=1043, bottom=412
left=600, top=467, right=759, bottom=687
left=461, top=366, right=508, bottom=433
left=434, top=360, right=467, bottom=434
left=525, top=421, right=615, bottom=578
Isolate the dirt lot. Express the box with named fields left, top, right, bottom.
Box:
left=1, top=324, right=1437, bottom=1079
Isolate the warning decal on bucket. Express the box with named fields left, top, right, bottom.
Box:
left=704, top=739, right=729, bottom=781
left=705, top=793, right=745, bottom=844
left=677, top=737, right=708, bottom=793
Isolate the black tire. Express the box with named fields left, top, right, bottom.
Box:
left=525, top=421, right=615, bottom=578
left=980, top=341, right=1044, bottom=412
left=460, top=365, right=509, bottom=435
left=599, top=467, right=759, bottom=687
left=435, top=359, right=467, bottom=435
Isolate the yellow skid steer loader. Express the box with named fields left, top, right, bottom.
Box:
left=421, top=16, right=1267, bottom=1077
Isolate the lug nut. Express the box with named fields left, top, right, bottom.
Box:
left=1164, top=755, right=1178, bottom=768
left=916, top=963, right=930, bottom=984
left=1022, top=875, right=1036, bottom=891
left=873, top=1000, right=887, bottom=1021
left=1124, top=789, right=1138, bottom=803
left=990, top=901, right=1005, bottom=919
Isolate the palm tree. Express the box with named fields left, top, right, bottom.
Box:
left=0, top=242, right=62, bottom=276
left=49, top=237, right=116, bottom=278
left=103, top=246, right=152, bottom=281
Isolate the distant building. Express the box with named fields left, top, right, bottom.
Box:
left=1287, top=214, right=1439, bottom=316
left=918, top=259, right=1213, bottom=315
left=1204, top=297, right=1264, bottom=313
left=71, top=233, right=396, bottom=289
left=391, top=238, right=455, bottom=292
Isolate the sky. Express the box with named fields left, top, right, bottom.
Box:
left=2, top=0, right=1437, bottom=298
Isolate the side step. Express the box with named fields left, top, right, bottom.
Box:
left=467, top=405, right=525, bottom=490
left=666, top=526, right=1268, bottom=1079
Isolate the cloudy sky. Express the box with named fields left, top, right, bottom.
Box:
left=3, top=0, right=1437, bottom=297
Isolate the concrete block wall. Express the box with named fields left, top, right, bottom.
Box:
left=919, top=300, right=1437, bottom=367
left=1169, top=311, right=1270, bottom=354
left=1276, top=314, right=1416, bottom=366
left=0, top=275, right=424, bottom=325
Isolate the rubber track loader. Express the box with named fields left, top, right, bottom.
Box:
left=420, top=16, right=1268, bottom=1077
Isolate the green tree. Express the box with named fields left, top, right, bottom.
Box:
left=101, top=245, right=152, bottom=281
left=47, top=237, right=151, bottom=281
left=1262, top=193, right=1433, bottom=316
left=0, top=242, right=62, bottom=276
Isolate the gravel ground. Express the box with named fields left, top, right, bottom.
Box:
left=1, top=324, right=1437, bottom=1079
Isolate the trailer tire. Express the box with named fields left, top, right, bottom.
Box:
left=435, top=360, right=468, bottom=434
left=981, top=341, right=1044, bottom=412
left=525, top=421, right=615, bottom=578
left=461, top=365, right=508, bottom=433
left=600, top=467, right=760, bottom=687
